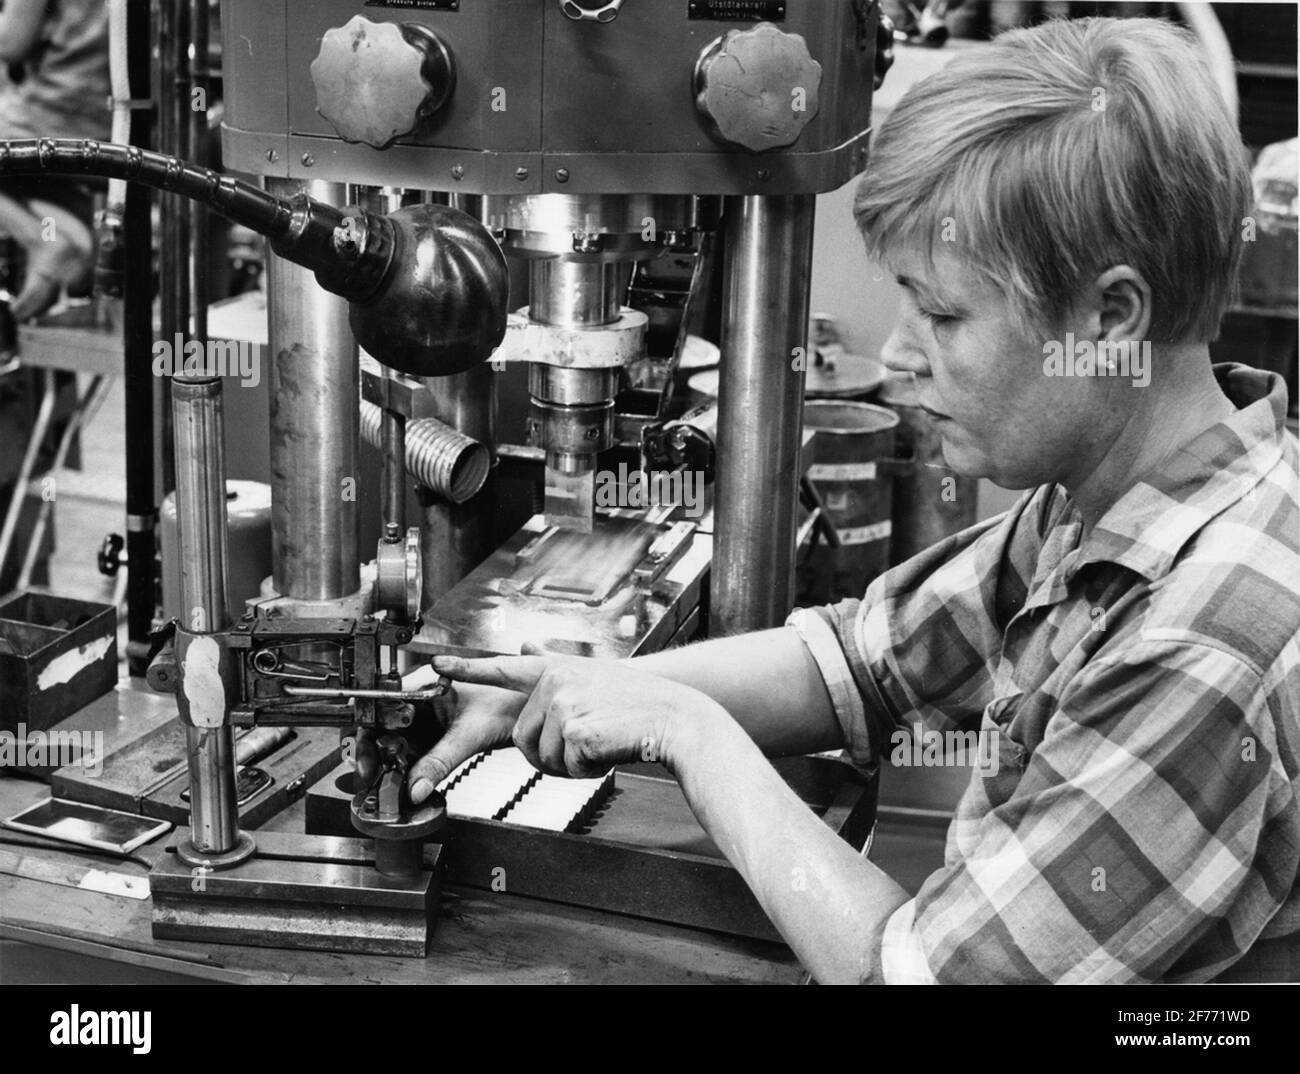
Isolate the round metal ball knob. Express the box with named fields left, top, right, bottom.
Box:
left=346, top=203, right=510, bottom=379
left=311, top=15, right=454, bottom=149
left=694, top=23, right=823, bottom=152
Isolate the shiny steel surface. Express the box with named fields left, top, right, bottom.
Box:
left=170, top=378, right=249, bottom=863
left=266, top=178, right=360, bottom=603
left=529, top=261, right=622, bottom=326
left=712, top=194, right=816, bottom=634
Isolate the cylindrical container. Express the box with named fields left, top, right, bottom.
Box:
left=798, top=401, right=898, bottom=605
left=803, top=351, right=887, bottom=401
left=161, top=480, right=272, bottom=622
left=688, top=349, right=885, bottom=407
left=877, top=373, right=978, bottom=564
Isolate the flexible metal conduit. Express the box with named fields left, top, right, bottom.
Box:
left=359, top=400, right=490, bottom=505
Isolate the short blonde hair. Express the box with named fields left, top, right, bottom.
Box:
left=854, top=17, right=1252, bottom=343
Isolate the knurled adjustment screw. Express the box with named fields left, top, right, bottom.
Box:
left=695, top=23, right=823, bottom=152
left=311, top=15, right=455, bottom=149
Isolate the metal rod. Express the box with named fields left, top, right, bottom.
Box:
left=18, top=377, right=110, bottom=590
left=122, top=3, right=155, bottom=671
left=123, top=0, right=155, bottom=676
left=282, top=686, right=447, bottom=701
left=711, top=194, right=815, bottom=634
left=418, top=364, right=495, bottom=605
left=188, top=0, right=209, bottom=345
left=265, top=178, right=360, bottom=602
left=0, top=368, right=57, bottom=581
left=381, top=404, right=407, bottom=530
left=171, top=377, right=247, bottom=863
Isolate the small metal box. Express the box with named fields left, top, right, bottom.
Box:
left=0, top=591, right=117, bottom=733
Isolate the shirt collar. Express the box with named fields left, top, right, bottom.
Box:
left=1069, top=363, right=1291, bottom=582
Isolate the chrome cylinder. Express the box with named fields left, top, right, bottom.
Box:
left=419, top=365, right=495, bottom=604
left=171, top=377, right=251, bottom=865
left=173, top=379, right=229, bottom=623
left=529, top=261, right=622, bottom=326
left=381, top=406, right=406, bottom=528
left=265, top=178, right=360, bottom=601
left=712, top=194, right=816, bottom=634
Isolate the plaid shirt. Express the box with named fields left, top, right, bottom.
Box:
left=787, top=363, right=1300, bottom=983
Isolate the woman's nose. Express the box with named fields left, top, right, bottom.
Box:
left=881, top=322, right=930, bottom=378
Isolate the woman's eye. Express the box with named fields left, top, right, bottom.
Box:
left=918, top=308, right=956, bottom=327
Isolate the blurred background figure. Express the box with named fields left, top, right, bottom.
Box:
left=0, top=0, right=110, bottom=322
left=0, top=0, right=109, bottom=592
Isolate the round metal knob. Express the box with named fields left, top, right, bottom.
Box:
left=311, top=15, right=454, bottom=150
left=694, top=23, right=823, bottom=152
left=560, top=0, right=625, bottom=22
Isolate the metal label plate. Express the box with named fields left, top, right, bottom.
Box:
left=364, top=0, right=460, bottom=10
left=688, top=0, right=787, bottom=20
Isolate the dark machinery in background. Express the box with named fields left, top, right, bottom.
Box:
left=2, top=0, right=894, bottom=956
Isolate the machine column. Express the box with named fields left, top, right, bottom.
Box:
left=172, top=377, right=253, bottom=865
left=712, top=194, right=816, bottom=634
left=265, top=178, right=360, bottom=602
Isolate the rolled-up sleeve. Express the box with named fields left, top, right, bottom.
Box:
left=785, top=502, right=1022, bottom=769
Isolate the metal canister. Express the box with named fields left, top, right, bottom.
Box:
left=798, top=401, right=898, bottom=605
left=803, top=350, right=887, bottom=401
left=876, top=373, right=978, bottom=564
left=161, top=480, right=272, bottom=622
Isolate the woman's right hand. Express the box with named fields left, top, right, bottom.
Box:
left=405, top=679, right=526, bottom=804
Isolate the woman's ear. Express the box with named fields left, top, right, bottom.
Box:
left=1093, top=265, right=1153, bottom=342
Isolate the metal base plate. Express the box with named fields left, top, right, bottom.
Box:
left=150, top=829, right=441, bottom=957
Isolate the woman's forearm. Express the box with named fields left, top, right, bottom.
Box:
left=665, top=704, right=908, bottom=983
left=631, top=627, right=842, bottom=757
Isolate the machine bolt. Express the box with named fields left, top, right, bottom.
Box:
left=555, top=168, right=569, bottom=183
left=451, top=164, right=465, bottom=180
left=301, top=153, right=315, bottom=167
left=384, top=521, right=401, bottom=542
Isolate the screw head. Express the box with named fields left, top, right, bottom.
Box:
left=757, top=168, right=771, bottom=181
left=515, top=167, right=529, bottom=181
left=301, top=153, right=315, bottom=167
left=451, top=164, right=465, bottom=180
left=266, top=148, right=279, bottom=163
left=555, top=168, right=569, bottom=183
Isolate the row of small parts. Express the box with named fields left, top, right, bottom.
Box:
left=502, top=768, right=616, bottom=834
left=437, top=747, right=540, bottom=821
left=435, top=747, right=617, bottom=833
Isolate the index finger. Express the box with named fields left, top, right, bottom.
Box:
left=431, top=653, right=549, bottom=694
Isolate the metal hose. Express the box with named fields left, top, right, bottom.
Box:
left=359, top=400, right=489, bottom=505
left=0, top=137, right=374, bottom=298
